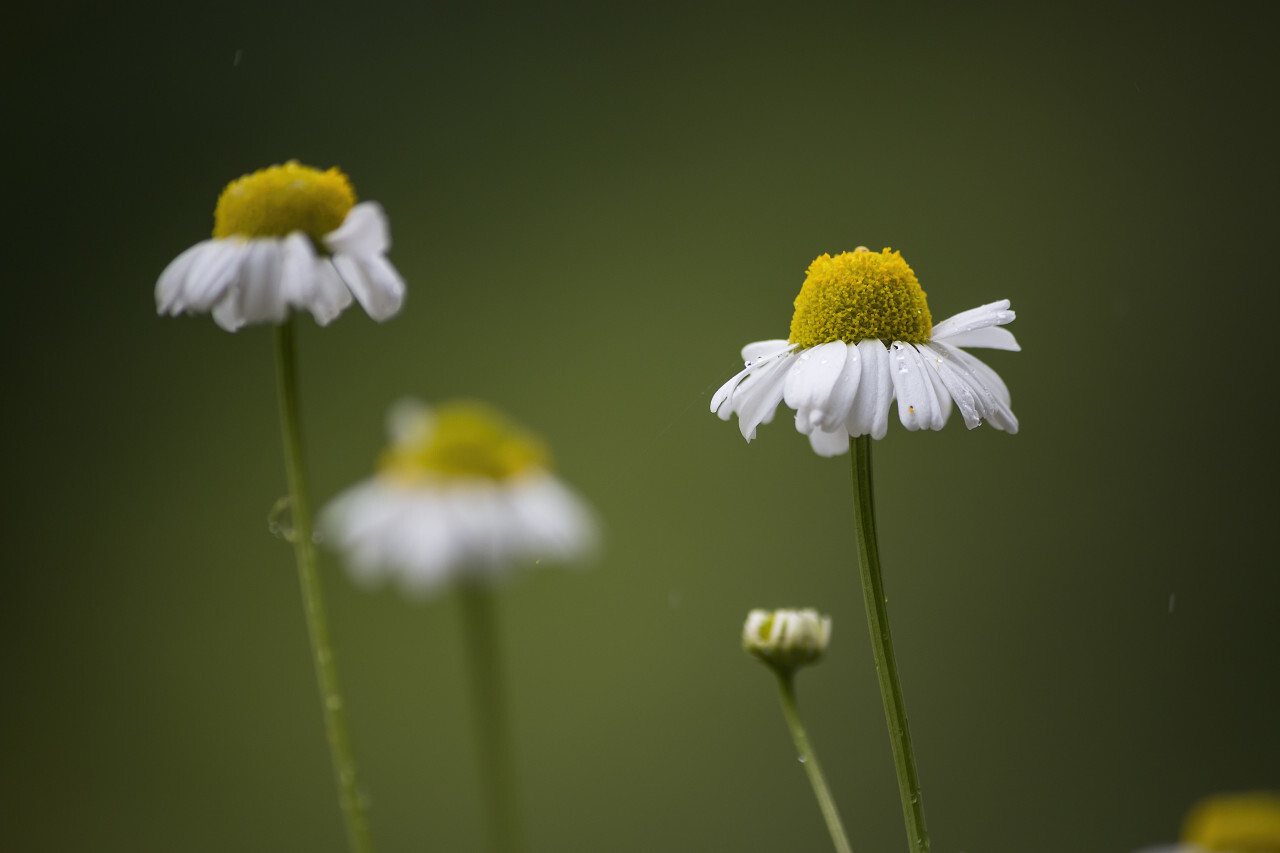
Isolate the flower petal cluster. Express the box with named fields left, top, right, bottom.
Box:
left=712, top=299, right=1020, bottom=456
left=156, top=164, right=405, bottom=331
left=743, top=608, right=832, bottom=673
left=320, top=400, right=598, bottom=597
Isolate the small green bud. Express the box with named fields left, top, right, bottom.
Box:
left=743, top=608, right=831, bottom=673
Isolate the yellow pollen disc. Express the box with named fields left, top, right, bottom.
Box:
left=788, top=247, right=933, bottom=348
left=1182, top=792, right=1280, bottom=853
left=377, top=402, right=551, bottom=484
left=212, top=161, right=356, bottom=244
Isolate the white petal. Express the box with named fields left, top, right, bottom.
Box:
left=238, top=240, right=288, bottom=325
left=156, top=240, right=213, bottom=313
left=211, top=290, right=246, bottom=332
left=742, top=339, right=791, bottom=363
left=941, top=325, right=1021, bottom=351
left=919, top=344, right=982, bottom=429
left=277, top=233, right=316, bottom=307
left=308, top=258, right=355, bottom=326
left=324, top=202, right=390, bottom=256
left=711, top=344, right=792, bottom=419
left=182, top=240, right=248, bottom=313
left=736, top=353, right=793, bottom=441
left=846, top=339, right=893, bottom=439
left=889, top=343, right=946, bottom=431
left=932, top=343, right=1019, bottom=433
left=808, top=427, right=851, bottom=457
left=333, top=253, right=406, bottom=322
left=784, top=342, right=855, bottom=434
left=931, top=299, right=1015, bottom=342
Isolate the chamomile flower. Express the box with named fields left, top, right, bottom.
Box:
left=1135, top=792, right=1280, bottom=853
left=319, top=400, right=598, bottom=596
left=156, top=161, right=406, bottom=331
left=711, top=247, right=1019, bottom=456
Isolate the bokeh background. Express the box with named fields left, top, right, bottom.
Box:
left=5, top=2, right=1277, bottom=851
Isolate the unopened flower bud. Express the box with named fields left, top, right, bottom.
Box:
left=743, top=608, right=831, bottom=673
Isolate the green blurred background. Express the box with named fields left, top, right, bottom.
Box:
left=5, top=1, right=1277, bottom=850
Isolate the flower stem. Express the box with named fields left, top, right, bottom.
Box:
left=849, top=435, right=930, bottom=853
left=773, top=670, right=855, bottom=853
left=458, top=581, right=522, bottom=853
left=274, top=318, right=373, bottom=853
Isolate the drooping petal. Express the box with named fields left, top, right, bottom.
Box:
left=181, top=240, right=248, bottom=313
left=238, top=240, right=288, bottom=325
left=308, top=258, right=355, bottom=326
left=930, top=300, right=1015, bottom=341
left=711, top=343, right=793, bottom=419
left=890, top=343, right=947, bottom=431
left=156, top=240, right=214, bottom=314
left=932, top=342, right=1019, bottom=433
left=278, top=233, right=317, bottom=308
left=324, top=201, right=391, bottom=256
left=808, top=426, right=850, bottom=457
left=333, top=253, right=406, bottom=322
left=737, top=353, right=794, bottom=441
left=784, top=341, right=848, bottom=432
left=919, top=343, right=982, bottom=429
left=846, top=339, right=893, bottom=439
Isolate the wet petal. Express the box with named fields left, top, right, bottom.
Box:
left=784, top=342, right=849, bottom=431
left=737, top=354, right=793, bottom=441
left=890, top=343, right=946, bottom=431
left=931, top=299, right=1014, bottom=341
left=941, top=325, right=1021, bottom=351
left=846, top=339, right=892, bottom=439
left=808, top=427, right=850, bottom=457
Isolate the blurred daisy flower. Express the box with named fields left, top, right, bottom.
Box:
left=1135, top=792, right=1280, bottom=853
left=156, top=161, right=405, bottom=331
left=320, top=400, right=598, bottom=596
left=711, top=247, right=1019, bottom=456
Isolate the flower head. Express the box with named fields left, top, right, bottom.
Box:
left=1135, top=792, right=1280, bottom=853
left=320, top=399, right=598, bottom=596
left=156, top=161, right=406, bottom=331
left=711, top=247, right=1020, bottom=456
left=743, top=608, right=831, bottom=674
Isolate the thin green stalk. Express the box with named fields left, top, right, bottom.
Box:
left=774, top=670, right=854, bottom=853
left=458, top=581, right=522, bottom=853
left=274, top=318, right=373, bottom=853
left=849, top=435, right=929, bottom=853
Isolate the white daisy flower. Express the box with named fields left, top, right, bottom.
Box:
left=711, top=246, right=1020, bottom=456
left=743, top=608, right=832, bottom=673
left=156, top=161, right=406, bottom=331
left=319, top=399, right=599, bottom=597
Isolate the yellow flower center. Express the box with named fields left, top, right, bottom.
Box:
left=1183, top=792, right=1280, bottom=853
left=788, top=247, right=933, bottom=348
left=377, top=402, right=550, bottom=484
left=212, top=161, right=356, bottom=245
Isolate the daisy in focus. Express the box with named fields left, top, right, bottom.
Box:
left=711, top=246, right=1019, bottom=456
left=156, top=161, right=406, bottom=331
left=320, top=399, right=598, bottom=596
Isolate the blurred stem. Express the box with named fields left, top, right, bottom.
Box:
left=458, top=581, right=522, bottom=853
left=773, top=670, right=854, bottom=853
left=274, top=318, right=373, bottom=853
left=849, top=435, right=930, bottom=853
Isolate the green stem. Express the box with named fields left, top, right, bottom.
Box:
left=274, top=318, right=373, bottom=853
left=458, top=581, right=522, bottom=853
left=774, top=670, right=854, bottom=853
left=849, top=435, right=930, bottom=853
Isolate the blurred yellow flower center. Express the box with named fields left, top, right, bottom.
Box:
left=378, top=403, right=550, bottom=483
left=1183, top=792, right=1280, bottom=853
left=212, top=161, right=356, bottom=244
left=788, top=247, right=933, bottom=348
